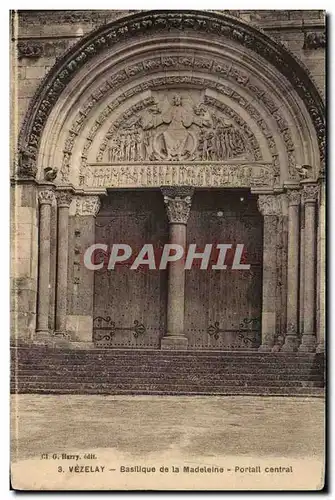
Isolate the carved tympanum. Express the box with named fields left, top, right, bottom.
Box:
left=106, top=92, right=252, bottom=163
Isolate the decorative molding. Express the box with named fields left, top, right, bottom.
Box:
left=161, top=186, right=194, bottom=224
left=303, top=31, right=326, bottom=50
left=76, top=195, right=101, bottom=216
left=38, top=189, right=55, bottom=205
left=257, top=194, right=281, bottom=216
left=18, top=10, right=325, bottom=179
left=84, top=162, right=274, bottom=189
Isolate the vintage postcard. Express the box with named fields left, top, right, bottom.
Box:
left=10, top=8, right=326, bottom=491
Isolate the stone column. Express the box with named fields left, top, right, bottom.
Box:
left=160, top=186, right=194, bottom=350
left=257, top=194, right=281, bottom=351
left=66, top=195, right=101, bottom=348
left=282, top=188, right=301, bottom=352
left=54, top=189, right=73, bottom=337
left=316, top=178, right=325, bottom=353
left=36, top=188, right=55, bottom=341
left=299, top=182, right=319, bottom=352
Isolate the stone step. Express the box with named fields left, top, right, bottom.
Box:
left=13, top=375, right=325, bottom=387
left=10, top=383, right=325, bottom=397
left=12, top=350, right=322, bottom=361
left=15, top=370, right=324, bottom=380
left=11, top=347, right=324, bottom=397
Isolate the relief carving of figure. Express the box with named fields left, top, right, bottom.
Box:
left=105, top=91, right=251, bottom=163
left=158, top=93, right=195, bottom=160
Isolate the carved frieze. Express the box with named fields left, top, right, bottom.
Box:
left=84, top=162, right=274, bottom=189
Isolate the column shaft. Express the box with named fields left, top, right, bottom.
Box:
left=160, top=186, right=194, bottom=350
left=282, top=189, right=301, bottom=351
left=257, top=195, right=281, bottom=351
left=317, top=180, right=325, bottom=353
left=166, top=223, right=186, bottom=336
left=299, top=183, right=318, bottom=352
left=36, top=190, right=54, bottom=339
left=55, top=191, right=72, bottom=334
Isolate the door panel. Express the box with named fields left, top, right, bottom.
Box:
left=93, top=191, right=168, bottom=348
left=185, top=190, right=263, bottom=349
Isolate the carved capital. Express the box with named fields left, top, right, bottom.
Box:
left=76, top=196, right=101, bottom=217
left=302, top=183, right=319, bottom=203
left=286, top=189, right=301, bottom=206
left=56, top=190, right=73, bottom=208
left=161, top=186, right=194, bottom=224
left=38, top=189, right=55, bottom=205
left=257, top=194, right=281, bottom=216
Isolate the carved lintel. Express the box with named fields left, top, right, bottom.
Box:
left=302, top=183, right=319, bottom=203
left=76, top=196, right=101, bottom=217
left=257, top=194, right=282, bottom=216
left=161, top=186, right=194, bottom=224
left=286, top=188, right=301, bottom=206
left=38, top=189, right=55, bottom=205
left=303, top=31, right=326, bottom=50
left=56, top=189, right=73, bottom=208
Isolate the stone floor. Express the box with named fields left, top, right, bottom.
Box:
left=11, top=395, right=325, bottom=490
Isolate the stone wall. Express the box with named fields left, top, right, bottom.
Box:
left=12, top=9, right=325, bottom=132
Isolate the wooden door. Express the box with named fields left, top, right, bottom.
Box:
left=185, top=190, right=263, bottom=350
left=93, top=191, right=168, bottom=348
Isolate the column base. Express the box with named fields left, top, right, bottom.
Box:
left=281, top=334, right=299, bottom=352
left=161, top=336, right=188, bottom=350
left=298, top=334, right=316, bottom=353
left=258, top=343, right=274, bottom=352
left=34, top=329, right=53, bottom=346
left=66, top=341, right=95, bottom=350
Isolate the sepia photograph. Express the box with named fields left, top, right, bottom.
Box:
left=9, top=7, right=326, bottom=491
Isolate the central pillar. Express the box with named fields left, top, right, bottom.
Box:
left=160, top=186, right=194, bottom=350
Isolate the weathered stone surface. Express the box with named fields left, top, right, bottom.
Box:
left=11, top=9, right=325, bottom=359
